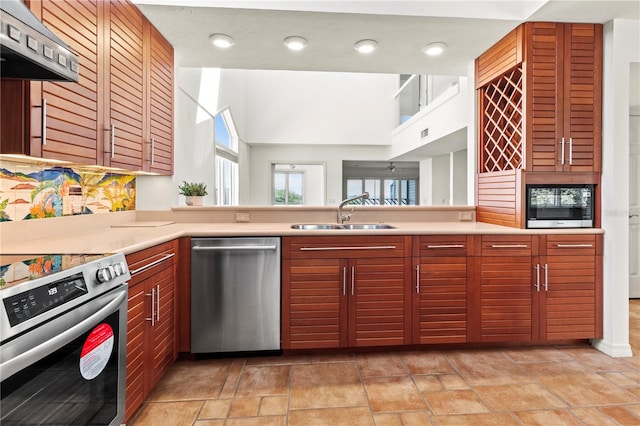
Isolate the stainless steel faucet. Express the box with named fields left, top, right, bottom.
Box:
left=337, top=192, right=369, bottom=223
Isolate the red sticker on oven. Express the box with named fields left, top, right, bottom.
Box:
left=79, top=323, right=114, bottom=380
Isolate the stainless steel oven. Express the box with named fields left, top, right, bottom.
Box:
left=0, top=253, right=130, bottom=426
left=526, top=184, right=595, bottom=228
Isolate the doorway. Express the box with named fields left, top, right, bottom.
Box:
left=630, top=62, right=640, bottom=298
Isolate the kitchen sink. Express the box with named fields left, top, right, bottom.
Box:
left=290, top=223, right=395, bottom=230
left=341, top=223, right=396, bottom=229
left=290, top=224, right=344, bottom=230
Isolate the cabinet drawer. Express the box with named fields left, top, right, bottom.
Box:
left=285, top=236, right=409, bottom=259
left=415, top=235, right=469, bottom=257
left=481, top=235, right=533, bottom=256
left=126, top=241, right=176, bottom=284
left=546, top=234, right=600, bottom=256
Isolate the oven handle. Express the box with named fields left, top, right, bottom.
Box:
left=0, top=287, right=127, bottom=380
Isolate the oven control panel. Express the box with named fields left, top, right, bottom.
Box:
left=3, top=273, right=88, bottom=327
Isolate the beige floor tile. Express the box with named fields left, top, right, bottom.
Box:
left=364, top=375, right=427, bottom=412
left=413, top=375, right=444, bottom=392
left=399, top=411, right=430, bottom=424
left=229, top=398, right=260, bottom=417
left=219, top=358, right=246, bottom=399
left=224, top=416, right=287, bottom=426
left=513, top=409, right=583, bottom=426
left=474, top=383, right=567, bottom=411
left=146, top=359, right=231, bottom=401
left=194, top=421, right=225, bottom=426
left=259, top=396, right=289, bottom=416
left=236, top=365, right=291, bottom=398
left=290, top=362, right=367, bottom=409
left=371, top=413, right=403, bottom=426
left=600, top=371, right=640, bottom=388
left=357, top=353, right=408, bottom=377
left=289, top=407, right=374, bottom=425
left=561, top=347, right=639, bottom=372
left=439, top=374, right=469, bottom=390
left=423, top=390, right=488, bottom=415
left=199, top=399, right=231, bottom=419
left=598, top=406, right=640, bottom=425
left=626, top=403, right=640, bottom=417
left=445, top=350, right=533, bottom=386
left=310, top=353, right=356, bottom=363
left=502, top=347, right=573, bottom=363
left=431, top=412, right=520, bottom=425
left=129, top=401, right=202, bottom=426
left=571, top=407, right=620, bottom=425
left=401, top=351, right=456, bottom=375
left=247, top=354, right=311, bottom=366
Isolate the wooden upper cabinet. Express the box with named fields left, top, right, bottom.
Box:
left=1, top=0, right=174, bottom=173
left=525, top=22, right=602, bottom=172
left=144, top=23, right=174, bottom=174
left=104, top=0, right=144, bottom=170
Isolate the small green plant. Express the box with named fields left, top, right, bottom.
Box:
left=178, top=181, right=208, bottom=196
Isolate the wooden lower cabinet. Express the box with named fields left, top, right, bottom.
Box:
left=125, top=240, right=178, bottom=422
left=412, top=235, right=472, bottom=344
left=282, top=236, right=412, bottom=350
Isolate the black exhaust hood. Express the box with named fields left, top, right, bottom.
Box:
left=0, top=0, right=79, bottom=82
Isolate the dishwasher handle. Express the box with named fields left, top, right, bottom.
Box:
left=192, top=245, right=278, bottom=252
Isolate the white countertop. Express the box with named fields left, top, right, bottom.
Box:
left=2, top=220, right=604, bottom=256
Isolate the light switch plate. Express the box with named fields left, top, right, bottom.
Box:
left=235, top=212, right=250, bottom=222
left=458, top=211, right=473, bottom=221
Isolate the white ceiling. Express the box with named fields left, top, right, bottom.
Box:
left=132, top=0, right=639, bottom=75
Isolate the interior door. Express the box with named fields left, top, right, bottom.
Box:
left=630, top=114, right=640, bottom=298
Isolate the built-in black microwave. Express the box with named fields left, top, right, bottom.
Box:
left=526, top=184, right=595, bottom=228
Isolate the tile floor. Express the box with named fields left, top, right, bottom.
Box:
left=130, top=300, right=640, bottom=425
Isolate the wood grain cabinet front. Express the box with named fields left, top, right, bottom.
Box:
left=412, top=235, right=473, bottom=344
left=0, top=0, right=174, bottom=174
left=282, top=236, right=412, bottom=350
left=124, top=240, right=178, bottom=422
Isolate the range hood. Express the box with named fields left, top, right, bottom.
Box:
left=0, top=0, right=79, bottom=81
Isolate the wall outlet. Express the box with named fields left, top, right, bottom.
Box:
left=235, top=212, right=250, bottom=222
left=458, top=211, right=473, bottom=221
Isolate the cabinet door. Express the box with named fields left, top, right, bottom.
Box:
left=20, top=0, right=101, bottom=164
left=147, top=261, right=176, bottom=390
left=348, top=256, right=411, bottom=347
left=104, top=0, right=144, bottom=170
left=477, top=236, right=534, bottom=342
left=413, top=236, right=470, bottom=344
left=526, top=22, right=564, bottom=172
left=539, top=235, right=602, bottom=340
left=282, top=258, right=347, bottom=349
left=144, top=23, right=174, bottom=174
left=125, top=281, right=146, bottom=422
left=562, top=23, right=602, bottom=173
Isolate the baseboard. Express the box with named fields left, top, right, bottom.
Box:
left=591, top=338, right=634, bottom=358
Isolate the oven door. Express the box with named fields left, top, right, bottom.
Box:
left=1, top=285, right=127, bottom=426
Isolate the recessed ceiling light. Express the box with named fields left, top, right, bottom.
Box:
left=423, top=42, right=447, bottom=56
left=354, top=39, right=378, bottom=54
left=209, top=33, right=234, bottom=49
left=283, top=36, right=307, bottom=51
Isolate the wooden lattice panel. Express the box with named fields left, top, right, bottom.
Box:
left=480, top=66, right=524, bottom=173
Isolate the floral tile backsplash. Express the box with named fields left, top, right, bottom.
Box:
left=0, top=160, right=136, bottom=222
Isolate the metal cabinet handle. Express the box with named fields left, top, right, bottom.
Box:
left=555, top=244, right=593, bottom=248
left=40, top=98, right=47, bottom=146
left=560, top=137, right=565, bottom=165
left=568, top=137, right=573, bottom=165
left=105, top=124, right=115, bottom=159
left=300, top=246, right=396, bottom=251
left=146, top=287, right=156, bottom=326
left=543, top=264, right=548, bottom=291
left=342, top=267, right=347, bottom=296
left=156, top=284, right=161, bottom=322
left=415, top=264, right=420, bottom=294
left=534, top=264, right=540, bottom=292
left=351, top=267, right=355, bottom=295
left=427, top=244, right=464, bottom=249
left=490, top=244, right=528, bottom=248
left=130, top=253, right=175, bottom=275
left=151, top=138, right=156, bottom=165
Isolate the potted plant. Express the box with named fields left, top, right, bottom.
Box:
left=178, top=181, right=208, bottom=206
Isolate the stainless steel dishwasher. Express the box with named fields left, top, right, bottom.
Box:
left=191, top=237, right=281, bottom=353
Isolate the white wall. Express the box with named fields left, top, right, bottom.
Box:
left=431, top=154, right=451, bottom=205
left=593, top=19, right=640, bottom=358
left=452, top=149, right=467, bottom=205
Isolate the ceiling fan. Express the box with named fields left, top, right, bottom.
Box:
left=387, top=162, right=397, bottom=173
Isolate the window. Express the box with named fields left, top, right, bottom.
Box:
left=214, top=108, right=239, bottom=205
left=273, top=168, right=304, bottom=205
left=345, top=178, right=417, bottom=205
